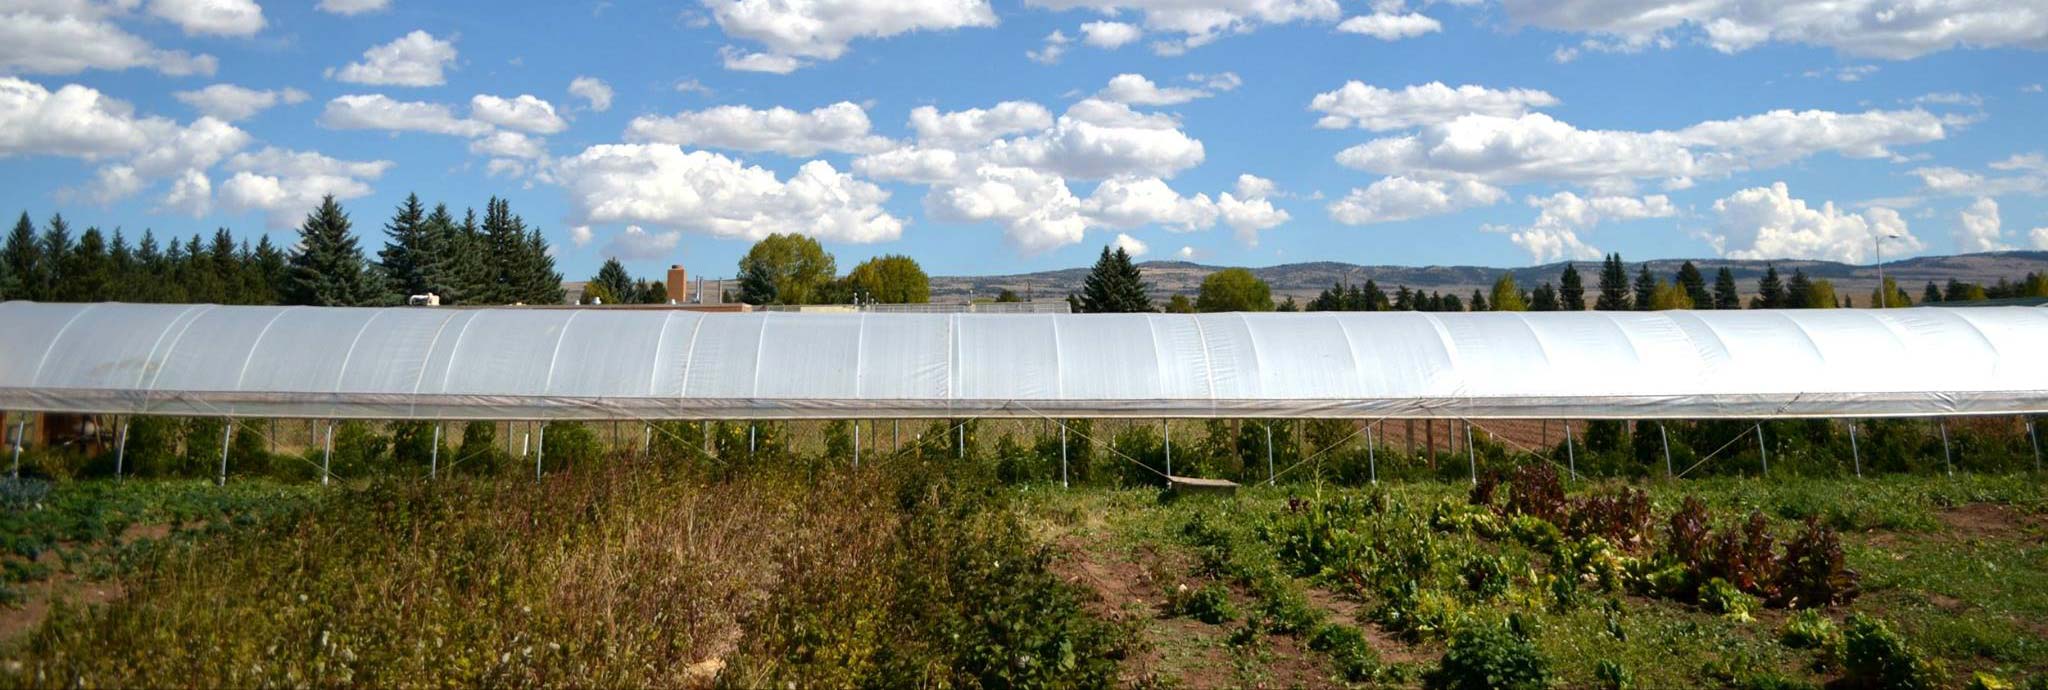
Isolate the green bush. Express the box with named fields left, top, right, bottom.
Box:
left=1841, top=614, right=1942, bottom=690
left=1427, top=623, right=1550, bottom=690
left=1307, top=623, right=1382, bottom=681
left=452, top=421, right=505, bottom=475
left=538, top=421, right=600, bottom=472
left=1166, top=582, right=1236, bottom=624
left=1779, top=610, right=1839, bottom=650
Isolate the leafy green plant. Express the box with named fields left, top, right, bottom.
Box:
left=1427, top=623, right=1550, bottom=690
left=1778, top=610, right=1839, bottom=650
left=1841, top=614, right=1941, bottom=690
left=1595, top=659, right=1635, bottom=690
left=1459, top=554, right=1512, bottom=601
left=1699, top=577, right=1759, bottom=621
left=1774, top=517, right=1859, bottom=608
left=1307, top=623, right=1382, bottom=682
left=1167, top=582, right=1237, bottom=624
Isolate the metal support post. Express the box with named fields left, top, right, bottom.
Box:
left=749, top=424, right=757, bottom=457
left=322, top=422, right=333, bottom=486
left=1060, top=424, right=1069, bottom=489
left=536, top=423, right=546, bottom=481
left=430, top=423, right=441, bottom=480
left=1367, top=423, right=1377, bottom=485
left=641, top=423, right=651, bottom=456
left=1848, top=422, right=1862, bottom=478
left=2030, top=419, right=2041, bottom=472
left=114, top=418, right=129, bottom=480
left=9, top=418, right=24, bottom=479
left=1939, top=421, right=1953, bottom=476
left=1164, top=420, right=1172, bottom=478
left=853, top=420, right=861, bottom=469
left=1465, top=422, right=1477, bottom=485
left=1564, top=422, right=1577, bottom=481
left=957, top=423, right=964, bottom=459
left=217, top=418, right=233, bottom=487
left=1660, top=423, right=1673, bottom=479
left=894, top=420, right=900, bottom=452
left=1756, top=423, right=1768, bottom=475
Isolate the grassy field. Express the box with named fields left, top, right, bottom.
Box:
left=1, top=455, right=2045, bottom=688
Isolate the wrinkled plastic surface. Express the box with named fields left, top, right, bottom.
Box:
left=2, top=302, right=2044, bottom=420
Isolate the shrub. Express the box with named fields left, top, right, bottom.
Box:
left=1427, top=623, right=1550, bottom=690
left=1841, top=615, right=1941, bottom=690
left=452, top=421, right=505, bottom=475
left=1774, top=518, right=1860, bottom=608
left=1307, top=623, right=1382, bottom=681
left=1166, top=582, right=1236, bottom=624
left=538, top=421, right=601, bottom=472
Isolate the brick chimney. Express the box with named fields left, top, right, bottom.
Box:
left=665, top=265, right=688, bottom=303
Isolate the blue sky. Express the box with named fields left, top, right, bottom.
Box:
left=2, top=0, right=2045, bottom=282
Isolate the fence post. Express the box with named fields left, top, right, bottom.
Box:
left=1939, top=420, right=1953, bottom=476
left=217, top=418, right=233, bottom=487
left=1848, top=421, right=1862, bottom=478
left=853, top=420, right=861, bottom=470
left=1565, top=421, right=1577, bottom=481
left=641, top=423, right=651, bottom=456
left=1659, top=422, right=1673, bottom=480
left=2030, top=418, right=2041, bottom=472
left=114, top=418, right=129, bottom=480
left=1756, top=423, right=1768, bottom=476
left=536, top=422, right=546, bottom=481
left=958, top=421, right=965, bottom=459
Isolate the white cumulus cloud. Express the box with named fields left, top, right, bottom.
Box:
left=625, top=101, right=889, bottom=156
left=173, top=84, right=309, bottom=121
left=318, top=0, right=390, bottom=15
left=471, top=94, right=566, bottom=134
left=320, top=94, right=492, bottom=136
left=1328, top=176, right=1506, bottom=224
left=1499, top=0, right=2048, bottom=60
left=1113, top=232, right=1149, bottom=256
left=148, top=0, right=265, bottom=36
left=1955, top=197, right=2010, bottom=252
left=1501, top=192, right=1677, bottom=263
left=1097, top=73, right=1232, bottom=106
left=569, top=76, right=612, bottom=112
left=551, top=143, right=904, bottom=243
left=1709, top=182, right=1923, bottom=262
left=1336, top=11, right=1439, bottom=40
left=602, top=225, right=682, bottom=261
left=709, top=0, right=996, bottom=69
left=1024, top=0, right=1341, bottom=55
left=0, top=4, right=217, bottom=76
left=331, top=30, right=457, bottom=87
left=220, top=147, right=395, bottom=227
left=1081, top=20, right=1144, bottom=47
left=1310, top=81, right=1559, bottom=131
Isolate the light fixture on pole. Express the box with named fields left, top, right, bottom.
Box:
left=1874, top=232, right=1900, bottom=308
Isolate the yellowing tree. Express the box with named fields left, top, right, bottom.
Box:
left=1489, top=274, right=1527, bottom=311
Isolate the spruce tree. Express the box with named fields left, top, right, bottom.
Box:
left=481, top=198, right=524, bottom=304
left=1078, top=246, right=1152, bottom=313
left=1921, top=281, right=1942, bottom=304
left=520, top=227, right=565, bottom=305
left=1530, top=282, right=1558, bottom=311
left=1632, top=265, right=1657, bottom=311
left=1469, top=289, right=1489, bottom=312
left=1364, top=280, right=1388, bottom=311
left=62, top=227, right=112, bottom=302
left=249, top=235, right=286, bottom=305
left=589, top=257, right=634, bottom=304
left=2, top=212, right=41, bottom=301
left=1785, top=269, right=1814, bottom=309
left=1676, top=261, right=1710, bottom=308
left=1559, top=263, right=1586, bottom=311
left=441, top=206, right=490, bottom=304
left=1594, top=254, right=1631, bottom=311
left=378, top=193, right=444, bottom=302
left=38, top=213, right=72, bottom=301
left=1713, top=267, right=1740, bottom=310
left=284, top=195, right=379, bottom=306
left=1753, top=265, right=1785, bottom=309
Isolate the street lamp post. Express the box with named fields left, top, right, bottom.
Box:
left=1874, top=232, right=1899, bottom=308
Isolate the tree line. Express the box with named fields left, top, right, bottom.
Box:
left=1, top=194, right=563, bottom=307
left=1064, top=246, right=2048, bottom=314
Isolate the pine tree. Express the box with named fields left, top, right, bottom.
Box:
left=1394, top=286, right=1414, bottom=310
left=378, top=193, right=444, bottom=302
left=441, top=206, right=489, bottom=305
left=249, top=235, right=286, bottom=305
left=1364, top=280, right=1388, bottom=311
left=481, top=197, right=524, bottom=304
left=1921, top=281, right=1942, bottom=304
left=1529, top=282, right=1558, bottom=311
left=1785, top=269, right=1814, bottom=309
left=1752, top=265, right=1785, bottom=309
left=62, top=227, right=112, bottom=301
left=1469, top=289, right=1489, bottom=312
left=1594, top=254, right=1631, bottom=311
left=284, top=195, right=379, bottom=306
left=1632, top=265, right=1657, bottom=311
left=2, top=212, right=41, bottom=301
left=1713, top=267, right=1740, bottom=310
left=520, top=227, right=565, bottom=305
left=38, top=213, right=72, bottom=301
left=1078, top=246, right=1152, bottom=313
left=588, top=257, right=634, bottom=304
left=1559, top=263, right=1586, bottom=311
left=1676, top=261, right=1710, bottom=308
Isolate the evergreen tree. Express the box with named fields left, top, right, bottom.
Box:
left=61, top=227, right=112, bottom=301
left=3, top=212, right=43, bottom=300
left=284, top=195, right=379, bottom=306
left=1752, top=265, right=1785, bottom=309
left=481, top=198, right=526, bottom=304
left=1676, top=261, right=1710, bottom=308
left=38, top=213, right=72, bottom=300
left=1712, top=267, right=1740, bottom=310
left=1363, top=280, right=1388, bottom=311
left=440, top=206, right=489, bottom=304
left=519, top=227, right=565, bottom=305
left=248, top=235, right=286, bottom=305
left=1529, top=282, right=1558, bottom=311
left=1077, top=246, right=1152, bottom=313
left=1785, top=269, right=1814, bottom=309
left=1632, top=265, right=1657, bottom=311
left=1393, top=286, right=1414, bottom=310
left=378, top=193, right=446, bottom=301
left=1921, top=281, right=1943, bottom=304
left=1559, top=263, right=1586, bottom=311
left=1440, top=292, right=1462, bottom=311
left=1594, top=254, right=1631, bottom=311
left=1469, top=289, right=1489, bottom=312
left=588, top=257, right=634, bottom=304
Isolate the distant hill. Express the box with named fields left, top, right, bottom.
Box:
left=927, top=251, right=2048, bottom=304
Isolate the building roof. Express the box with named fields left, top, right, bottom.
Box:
left=2, top=301, right=2045, bottom=420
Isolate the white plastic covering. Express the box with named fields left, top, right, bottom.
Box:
left=2, top=301, right=2046, bottom=420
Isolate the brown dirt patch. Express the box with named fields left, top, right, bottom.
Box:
left=1303, top=586, right=1437, bottom=667
left=1934, top=504, right=2044, bottom=540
